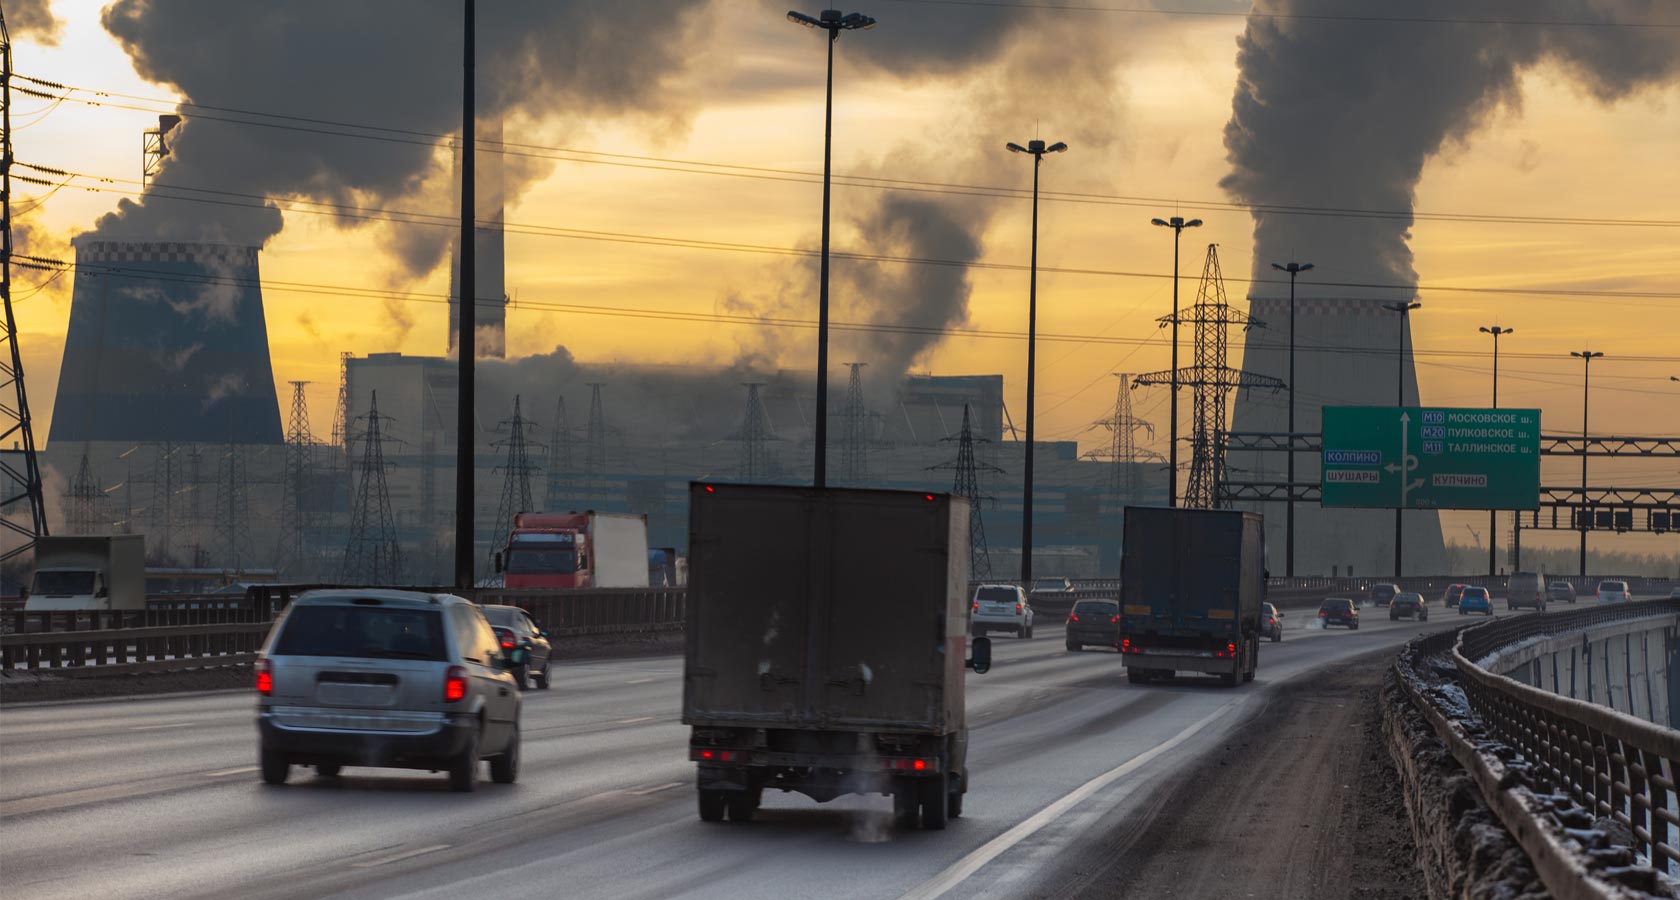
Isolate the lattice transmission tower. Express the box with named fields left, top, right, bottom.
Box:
left=214, top=436, right=256, bottom=570
left=585, top=383, right=608, bottom=478
left=65, top=447, right=104, bottom=535
left=0, top=12, right=51, bottom=561
left=487, top=395, right=543, bottom=571
left=341, top=391, right=403, bottom=584
left=734, top=383, right=779, bottom=481
left=544, top=395, right=573, bottom=511
left=839, top=362, right=870, bottom=485
left=929, top=404, right=1004, bottom=579
left=1086, top=374, right=1162, bottom=505
left=145, top=442, right=179, bottom=562
left=1136, top=245, right=1283, bottom=508
left=277, top=381, right=315, bottom=575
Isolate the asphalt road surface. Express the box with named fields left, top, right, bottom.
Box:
left=0, top=599, right=1545, bottom=900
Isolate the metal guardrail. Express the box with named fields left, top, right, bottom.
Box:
left=1393, top=600, right=1680, bottom=898
left=2, top=619, right=268, bottom=673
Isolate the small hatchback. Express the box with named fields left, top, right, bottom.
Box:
left=1596, top=581, right=1632, bottom=604
left=256, top=590, right=523, bottom=792
left=1065, top=598, right=1120, bottom=651
left=1458, top=586, right=1494, bottom=616
left=1318, top=597, right=1359, bottom=629
left=1547, top=582, right=1577, bottom=605
left=1389, top=592, right=1428, bottom=621
left=972, top=583, right=1034, bottom=638
left=1368, top=583, right=1399, bottom=608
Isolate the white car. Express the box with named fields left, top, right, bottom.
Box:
left=1670, top=587, right=1680, bottom=600
left=972, top=583, right=1034, bottom=638
left=1596, top=580, right=1632, bottom=604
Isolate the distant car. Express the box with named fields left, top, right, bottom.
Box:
left=1506, top=572, right=1546, bottom=611
left=1389, top=592, right=1428, bottom=621
left=1440, top=584, right=1466, bottom=608
left=1596, top=581, right=1632, bottom=604
left=1547, top=582, right=1577, bottom=605
left=479, top=604, right=553, bottom=690
left=1318, top=597, right=1359, bottom=629
left=1670, top=587, right=1680, bottom=600
left=1028, top=577, right=1074, bottom=601
left=1260, top=602, right=1285, bottom=642
left=255, top=590, right=523, bottom=792
left=1065, top=598, right=1120, bottom=651
left=1368, top=583, right=1399, bottom=608
left=973, top=583, right=1034, bottom=638
left=1458, top=586, right=1493, bottom=616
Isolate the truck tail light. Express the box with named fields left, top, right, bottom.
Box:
left=1228, top=642, right=1237, bottom=655
left=1111, top=615, right=1120, bottom=624
left=1121, top=638, right=1133, bottom=653
left=691, top=748, right=744, bottom=763
left=444, top=666, right=468, bottom=702
left=882, top=757, right=939, bottom=773
left=256, top=659, right=273, bottom=695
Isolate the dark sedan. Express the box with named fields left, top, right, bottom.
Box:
left=1065, top=599, right=1121, bottom=651
left=481, top=604, right=553, bottom=690
left=1260, top=602, right=1285, bottom=642
left=1440, top=584, right=1466, bottom=608
left=1318, top=597, right=1359, bottom=629
left=1389, top=592, right=1428, bottom=621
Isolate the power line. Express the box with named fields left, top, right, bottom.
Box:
left=19, top=74, right=1680, bottom=230
left=881, top=0, right=1680, bottom=30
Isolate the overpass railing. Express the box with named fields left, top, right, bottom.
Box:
left=1395, top=599, right=1680, bottom=897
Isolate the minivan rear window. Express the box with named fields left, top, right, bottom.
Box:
left=976, top=586, right=1017, bottom=602
left=272, top=606, right=447, bottom=660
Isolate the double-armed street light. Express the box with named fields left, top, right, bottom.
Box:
left=1383, top=300, right=1422, bottom=577
left=1572, top=349, right=1605, bottom=577
left=1150, top=216, right=1202, bottom=509
left=787, top=8, right=876, bottom=488
left=1008, top=138, right=1068, bottom=583
left=1271, top=261, right=1313, bottom=577
left=1479, top=326, right=1514, bottom=576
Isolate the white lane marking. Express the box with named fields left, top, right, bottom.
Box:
left=625, top=677, right=657, bottom=685
left=350, top=844, right=452, bottom=869
left=127, top=722, right=196, bottom=731
left=898, top=701, right=1241, bottom=900
left=206, top=766, right=259, bottom=778
left=615, top=716, right=656, bottom=726
left=628, top=781, right=683, bottom=796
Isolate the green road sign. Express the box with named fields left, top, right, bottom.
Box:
left=1321, top=406, right=1540, bottom=510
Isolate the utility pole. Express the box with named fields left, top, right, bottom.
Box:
left=0, top=11, right=50, bottom=561
left=454, top=0, right=477, bottom=590
left=1150, top=216, right=1203, bottom=508
left=1571, top=350, right=1603, bottom=577
left=1382, top=300, right=1422, bottom=577
left=1271, top=261, right=1313, bottom=576
left=1479, top=326, right=1513, bottom=576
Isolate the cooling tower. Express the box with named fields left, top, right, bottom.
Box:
left=1228, top=297, right=1447, bottom=576
left=48, top=241, right=283, bottom=445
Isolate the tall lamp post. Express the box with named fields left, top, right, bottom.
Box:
left=454, top=0, right=477, bottom=590
left=1479, top=326, right=1513, bottom=576
left=1572, top=350, right=1604, bottom=577
left=1150, top=216, right=1202, bottom=508
left=1271, top=261, right=1312, bottom=577
left=1008, top=138, right=1067, bottom=583
left=1383, top=300, right=1422, bottom=578
left=787, top=7, right=875, bottom=488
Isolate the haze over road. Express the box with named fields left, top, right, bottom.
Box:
left=1, top=605, right=1528, bottom=900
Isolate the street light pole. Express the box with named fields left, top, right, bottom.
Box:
left=1383, top=300, right=1422, bottom=578
left=454, top=0, right=476, bottom=590
left=1479, top=326, right=1513, bottom=577
left=1150, top=216, right=1202, bottom=509
left=787, top=8, right=875, bottom=489
left=1572, top=350, right=1604, bottom=577
left=1009, top=138, right=1068, bottom=583
left=1271, top=261, right=1313, bottom=577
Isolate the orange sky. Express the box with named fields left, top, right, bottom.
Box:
left=12, top=0, right=1680, bottom=556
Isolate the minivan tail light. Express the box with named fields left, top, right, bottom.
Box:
left=444, top=666, right=468, bottom=702
left=256, top=659, right=273, bottom=695
left=1015, top=603, right=1023, bottom=613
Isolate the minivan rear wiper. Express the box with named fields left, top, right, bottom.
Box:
left=364, top=649, right=438, bottom=660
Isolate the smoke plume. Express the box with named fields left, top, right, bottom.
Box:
left=89, top=1, right=715, bottom=258
left=6, top=0, right=61, bottom=45
left=1222, top=0, right=1680, bottom=294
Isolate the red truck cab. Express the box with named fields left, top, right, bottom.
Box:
left=502, top=513, right=591, bottom=589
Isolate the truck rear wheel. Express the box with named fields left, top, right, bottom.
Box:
left=725, top=790, right=758, bottom=823
left=893, top=786, right=919, bottom=830
left=1127, top=668, right=1151, bottom=685
left=698, top=788, right=727, bottom=822
left=919, top=778, right=948, bottom=830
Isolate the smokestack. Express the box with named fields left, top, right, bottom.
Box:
left=449, top=116, right=506, bottom=359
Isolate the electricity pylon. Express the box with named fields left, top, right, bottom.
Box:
left=341, top=391, right=402, bottom=585
left=839, top=362, right=869, bottom=485
left=487, top=395, right=542, bottom=572
left=929, top=404, right=1003, bottom=579
left=734, top=383, right=778, bottom=481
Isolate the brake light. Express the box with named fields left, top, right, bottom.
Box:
left=913, top=759, right=927, bottom=771
left=495, top=627, right=516, bottom=650
left=1111, top=615, right=1120, bottom=624
left=444, top=666, right=468, bottom=702
left=1228, top=642, right=1237, bottom=655
left=1318, top=610, right=1327, bottom=617
left=1121, top=638, right=1133, bottom=653
left=256, top=659, right=273, bottom=695
left=972, top=601, right=979, bottom=613
left=1015, top=603, right=1023, bottom=613
left=1068, top=613, right=1079, bottom=623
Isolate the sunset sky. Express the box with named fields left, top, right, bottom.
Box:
left=11, top=0, right=1680, bottom=554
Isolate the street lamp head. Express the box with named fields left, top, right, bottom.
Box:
left=1382, top=300, right=1422, bottom=314
left=1271, top=263, right=1286, bottom=272
left=840, top=12, right=876, bottom=29
left=1151, top=218, right=1169, bottom=227
left=1298, top=262, right=1312, bottom=272
left=1185, top=219, right=1202, bottom=228
left=1027, top=139, right=1047, bottom=153
left=1046, top=141, right=1068, bottom=153
left=788, top=10, right=822, bottom=27
left=1571, top=350, right=1604, bottom=360
left=1007, top=142, right=1029, bottom=154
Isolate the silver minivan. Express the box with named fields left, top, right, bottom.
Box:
left=256, top=590, right=522, bottom=792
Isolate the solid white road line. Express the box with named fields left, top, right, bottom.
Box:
left=898, top=700, right=1243, bottom=900
left=127, top=722, right=196, bottom=731
left=349, top=844, right=453, bottom=869
left=625, top=677, right=657, bottom=685
left=206, top=766, right=259, bottom=778
left=615, top=716, right=656, bottom=726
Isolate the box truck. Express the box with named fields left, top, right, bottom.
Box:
left=494, top=511, right=650, bottom=589
left=22, top=535, right=147, bottom=611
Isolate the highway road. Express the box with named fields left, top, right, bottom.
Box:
left=1, top=600, right=1541, bottom=900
